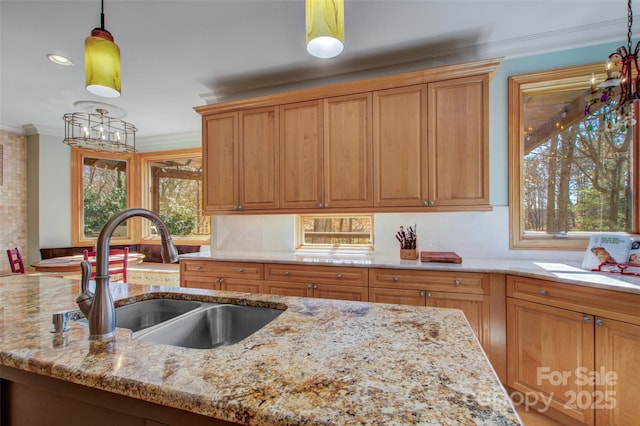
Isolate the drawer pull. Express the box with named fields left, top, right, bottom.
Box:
left=453, top=279, right=460, bottom=286
left=539, top=289, right=548, bottom=296
left=238, top=268, right=244, bottom=273
left=595, top=319, right=604, bottom=326
left=219, top=278, right=225, bottom=283
left=583, top=317, right=591, bottom=323
left=336, top=274, right=342, bottom=279
left=313, top=284, right=318, bottom=289
left=419, top=291, right=425, bottom=297
left=393, top=276, right=399, bottom=282
left=307, top=284, right=312, bottom=289
left=196, top=266, right=202, bottom=271
left=427, top=291, right=432, bottom=298
left=284, top=271, right=289, bottom=276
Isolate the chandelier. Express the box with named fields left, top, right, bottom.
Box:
left=585, top=0, right=640, bottom=118
left=63, top=108, right=137, bottom=153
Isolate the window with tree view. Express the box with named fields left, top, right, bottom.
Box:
left=140, top=149, right=210, bottom=242
left=297, top=214, right=373, bottom=251
left=82, top=156, right=130, bottom=239
left=509, top=64, right=638, bottom=250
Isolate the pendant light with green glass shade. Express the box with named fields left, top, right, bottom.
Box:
left=85, top=0, right=121, bottom=98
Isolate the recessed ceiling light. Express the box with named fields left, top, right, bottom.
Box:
left=47, top=54, right=74, bottom=66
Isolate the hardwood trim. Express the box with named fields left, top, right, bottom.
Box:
left=71, top=148, right=137, bottom=246
left=194, top=58, right=503, bottom=115
left=489, top=273, right=507, bottom=384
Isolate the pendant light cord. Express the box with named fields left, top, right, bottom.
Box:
left=100, top=0, right=105, bottom=30
left=628, top=0, right=633, bottom=52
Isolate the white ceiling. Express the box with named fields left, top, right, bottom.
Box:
left=0, top=0, right=630, bottom=146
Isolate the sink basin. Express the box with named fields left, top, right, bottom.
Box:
left=134, top=304, right=284, bottom=349
left=115, top=299, right=202, bottom=332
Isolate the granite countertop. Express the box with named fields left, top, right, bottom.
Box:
left=182, top=250, right=640, bottom=294
left=0, top=275, right=520, bottom=425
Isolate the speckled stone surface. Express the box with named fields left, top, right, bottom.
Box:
left=0, top=275, right=521, bottom=425
left=183, top=251, right=640, bottom=294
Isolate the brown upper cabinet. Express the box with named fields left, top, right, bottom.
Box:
left=196, top=58, right=501, bottom=214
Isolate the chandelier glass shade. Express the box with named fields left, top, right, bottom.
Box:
left=63, top=109, right=136, bottom=153
left=85, top=0, right=121, bottom=98
left=305, top=0, right=344, bottom=59
left=585, top=0, right=639, bottom=116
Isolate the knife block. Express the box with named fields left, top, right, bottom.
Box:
left=400, top=249, right=418, bottom=260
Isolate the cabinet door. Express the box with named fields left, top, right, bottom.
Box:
left=313, top=283, right=368, bottom=302
left=264, top=281, right=313, bottom=298
left=220, top=278, right=264, bottom=294
left=427, top=75, right=489, bottom=206
left=324, top=93, right=373, bottom=208
left=507, top=298, right=595, bottom=426
left=239, top=107, right=279, bottom=210
left=202, top=112, right=238, bottom=212
left=280, top=100, right=324, bottom=208
left=595, top=318, right=640, bottom=426
left=373, top=85, right=428, bottom=207
left=181, top=276, right=220, bottom=291
left=368, top=287, right=426, bottom=306
left=425, top=291, right=490, bottom=352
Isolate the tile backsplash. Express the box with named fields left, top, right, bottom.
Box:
left=211, top=207, right=584, bottom=262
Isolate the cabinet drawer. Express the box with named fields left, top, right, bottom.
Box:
left=369, top=268, right=488, bottom=294
left=507, top=275, right=640, bottom=325
left=180, top=260, right=263, bottom=280
left=265, top=264, right=368, bottom=286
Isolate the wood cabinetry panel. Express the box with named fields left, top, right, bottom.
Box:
left=239, top=107, right=279, bottom=209
left=428, top=75, right=489, bottom=206
left=203, top=112, right=238, bottom=211
left=180, top=260, right=263, bottom=284
left=313, top=283, right=369, bottom=302
left=369, top=287, right=425, bottom=306
left=265, top=263, right=368, bottom=286
left=507, top=298, right=595, bottom=425
left=324, top=93, right=373, bottom=208
left=507, top=275, right=640, bottom=326
left=373, top=85, right=428, bottom=207
left=263, top=281, right=313, bottom=298
left=595, top=318, right=640, bottom=426
left=279, top=100, right=323, bottom=208
left=370, top=268, right=488, bottom=294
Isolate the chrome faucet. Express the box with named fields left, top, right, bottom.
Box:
left=76, top=208, right=179, bottom=341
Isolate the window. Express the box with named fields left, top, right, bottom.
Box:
left=297, top=214, right=373, bottom=251
left=509, top=63, right=639, bottom=250
left=138, top=148, right=210, bottom=244
left=72, top=148, right=136, bottom=245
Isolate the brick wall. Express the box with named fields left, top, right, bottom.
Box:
left=0, top=130, right=27, bottom=273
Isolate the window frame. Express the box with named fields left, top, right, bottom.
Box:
left=71, top=147, right=138, bottom=246
left=508, top=63, right=640, bottom=250
left=137, top=148, right=210, bottom=246
left=296, top=213, right=374, bottom=252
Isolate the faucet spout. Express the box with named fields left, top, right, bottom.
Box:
left=77, top=208, right=178, bottom=341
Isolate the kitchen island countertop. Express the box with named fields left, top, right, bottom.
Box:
left=0, top=275, right=520, bottom=425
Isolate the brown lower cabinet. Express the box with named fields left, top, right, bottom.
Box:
left=507, top=275, right=640, bottom=426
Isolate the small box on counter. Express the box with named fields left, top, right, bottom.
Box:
left=400, top=249, right=418, bottom=260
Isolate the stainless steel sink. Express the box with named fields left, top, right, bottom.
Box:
left=115, top=299, right=202, bottom=332
left=133, top=304, right=284, bottom=349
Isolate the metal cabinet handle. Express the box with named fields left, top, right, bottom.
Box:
left=238, top=268, right=244, bottom=273
left=595, top=319, right=604, bottom=326
left=307, top=284, right=312, bottom=289
left=284, top=271, right=289, bottom=276
left=336, top=273, right=342, bottom=279
left=419, top=291, right=425, bottom=297
left=583, top=317, right=591, bottom=323
left=237, top=205, right=243, bottom=210
left=429, top=200, right=435, bottom=206
left=318, top=203, right=324, bottom=208
left=313, top=284, right=318, bottom=289
left=219, top=278, right=225, bottom=283
left=196, top=265, right=202, bottom=270
left=539, top=289, right=548, bottom=296
left=422, top=200, right=428, bottom=206
left=324, top=203, right=328, bottom=208
left=393, top=276, right=399, bottom=282
left=453, top=279, right=460, bottom=286
left=427, top=291, right=432, bottom=298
